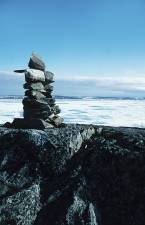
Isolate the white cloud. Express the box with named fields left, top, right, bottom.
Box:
left=0, top=70, right=145, bottom=97
left=55, top=76, right=145, bottom=96
left=57, top=75, right=145, bottom=90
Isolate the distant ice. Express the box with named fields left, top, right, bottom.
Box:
left=0, top=99, right=23, bottom=124
left=0, top=98, right=145, bottom=128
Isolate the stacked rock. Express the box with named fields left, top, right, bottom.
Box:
left=13, top=53, right=63, bottom=129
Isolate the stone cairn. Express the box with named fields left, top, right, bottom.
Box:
left=12, top=53, right=63, bottom=129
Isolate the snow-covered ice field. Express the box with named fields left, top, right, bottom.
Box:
left=0, top=98, right=145, bottom=128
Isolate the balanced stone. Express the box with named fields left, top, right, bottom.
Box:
left=52, top=105, right=61, bottom=114
left=12, top=118, right=54, bottom=129
left=23, top=98, right=49, bottom=109
left=45, top=71, right=54, bottom=83
left=24, top=108, right=51, bottom=119
left=51, top=115, right=64, bottom=126
left=12, top=53, right=63, bottom=129
left=28, top=53, right=45, bottom=71
left=25, top=90, right=46, bottom=99
left=46, top=97, right=55, bottom=105
left=25, top=69, right=45, bottom=82
left=24, top=110, right=51, bottom=120
left=24, top=82, right=45, bottom=91
left=44, top=92, right=53, bottom=98
left=44, top=84, right=53, bottom=92
left=23, top=105, right=51, bottom=114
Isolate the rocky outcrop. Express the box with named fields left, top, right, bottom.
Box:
left=0, top=124, right=145, bottom=225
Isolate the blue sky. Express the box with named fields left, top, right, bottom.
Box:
left=0, top=0, right=145, bottom=96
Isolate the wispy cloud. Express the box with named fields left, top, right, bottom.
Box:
left=0, top=70, right=145, bottom=97
left=57, top=75, right=145, bottom=89
left=55, top=76, right=145, bottom=96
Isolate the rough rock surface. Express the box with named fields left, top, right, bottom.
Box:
left=28, top=53, right=45, bottom=71
left=0, top=124, right=145, bottom=225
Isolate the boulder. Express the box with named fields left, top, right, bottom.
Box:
left=24, top=110, right=51, bottom=120
left=46, top=97, right=55, bottom=106
left=1, top=124, right=145, bottom=224
left=44, top=84, right=53, bottom=92
left=44, top=71, right=54, bottom=83
left=28, top=53, right=45, bottom=71
left=0, top=184, right=41, bottom=225
left=25, top=90, right=46, bottom=99
left=0, top=124, right=97, bottom=225
left=12, top=118, right=54, bottom=129
left=23, top=98, right=51, bottom=109
left=51, top=115, right=64, bottom=126
left=44, top=92, right=53, bottom=98
left=24, top=82, right=45, bottom=91
left=25, top=69, right=45, bottom=82
left=51, top=105, right=61, bottom=114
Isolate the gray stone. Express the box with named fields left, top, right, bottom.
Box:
left=0, top=125, right=97, bottom=225
left=44, top=84, right=53, bottom=92
left=23, top=106, right=51, bottom=117
left=44, top=92, right=53, bottom=98
left=28, top=53, right=45, bottom=71
left=51, top=105, right=61, bottom=114
left=25, top=69, right=45, bottom=82
left=1, top=124, right=145, bottom=224
left=46, top=97, right=55, bottom=106
left=51, top=115, right=64, bottom=126
left=12, top=118, right=54, bottom=129
left=0, top=184, right=41, bottom=225
left=1, top=124, right=95, bottom=174
left=14, top=69, right=26, bottom=73
left=24, top=82, right=45, bottom=91
left=25, top=90, right=46, bottom=99
left=44, top=71, right=54, bottom=83
left=0, top=125, right=145, bottom=225
left=45, top=113, right=55, bottom=122
left=23, top=97, right=50, bottom=109
left=24, top=109, right=51, bottom=120
left=65, top=188, right=99, bottom=225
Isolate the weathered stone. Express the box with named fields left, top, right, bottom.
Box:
left=2, top=124, right=145, bottom=224
left=44, top=71, right=54, bottom=83
left=0, top=125, right=97, bottom=224
left=24, top=82, right=45, bottom=91
left=12, top=118, right=54, bottom=129
left=23, top=98, right=52, bottom=111
left=51, top=105, right=61, bottom=114
left=46, top=97, right=55, bottom=106
left=45, top=113, right=55, bottom=121
left=51, top=116, right=64, bottom=126
left=44, top=84, right=53, bottom=92
left=28, top=53, right=45, bottom=71
left=44, top=92, right=53, bottom=98
left=25, top=90, right=46, bottom=99
left=1, top=124, right=95, bottom=173
left=24, top=109, right=51, bottom=120
left=0, top=184, right=41, bottom=225
left=25, top=69, right=45, bottom=82
left=24, top=104, right=51, bottom=112
left=14, top=69, right=26, bottom=73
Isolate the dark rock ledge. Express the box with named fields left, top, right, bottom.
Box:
left=0, top=124, right=145, bottom=225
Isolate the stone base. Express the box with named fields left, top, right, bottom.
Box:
left=9, top=118, right=54, bottom=130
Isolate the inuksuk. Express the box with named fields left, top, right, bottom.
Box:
left=11, top=53, right=63, bottom=129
